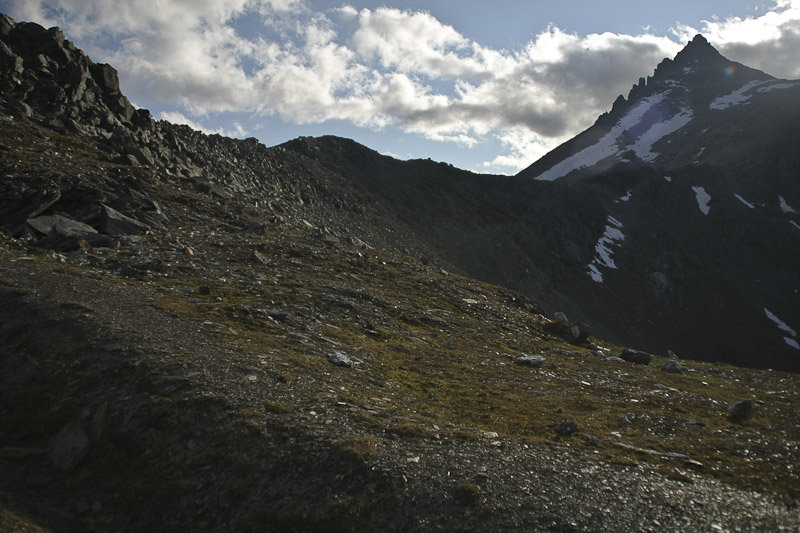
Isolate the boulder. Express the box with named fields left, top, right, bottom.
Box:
left=94, top=204, right=150, bottom=235
left=619, top=348, right=651, bottom=365
left=89, top=62, right=120, bottom=94
left=544, top=311, right=589, bottom=345
left=27, top=214, right=97, bottom=237
left=661, top=359, right=683, bottom=373
left=0, top=13, right=15, bottom=36
left=514, top=355, right=545, bottom=368
left=728, top=400, right=754, bottom=422
left=553, top=311, right=569, bottom=326
left=26, top=214, right=110, bottom=250
left=348, top=235, right=372, bottom=249
left=328, top=351, right=353, bottom=368
left=553, top=420, right=579, bottom=437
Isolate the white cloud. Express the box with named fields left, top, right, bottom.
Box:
left=5, top=0, right=800, bottom=173
left=352, top=7, right=504, bottom=79
left=673, top=0, right=800, bottom=78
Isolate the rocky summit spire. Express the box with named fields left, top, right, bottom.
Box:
left=671, top=33, right=725, bottom=67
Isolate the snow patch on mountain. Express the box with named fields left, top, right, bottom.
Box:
left=627, top=108, right=693, bottom=162
left=535, top=93, right=667, bottom=181
left=765, top=308, right=797, bottom=337
left=789, top=221, right=800, bottom=231
left=764, top=308, right=799, bottom=350
left=616, top=190, right=632, bottom=203
left=692, top=186, right=711, bottom=215
left=757, top=81, right=799, bottom=93
left=693, top=147, right=705, bottom=162
left=734, top=194, right=755, bottom=209
left=779, top=195, right=796, bottom=213
left=709, top=80, right=766, bottom=110
left=663, top=176, right=672, bottom=182
left=587, top=216, right=625, bottom=283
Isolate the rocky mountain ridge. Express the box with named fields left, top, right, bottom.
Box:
left=282, top=36, right=800, bottom=372
left=1, top=15, right=799, bottom=531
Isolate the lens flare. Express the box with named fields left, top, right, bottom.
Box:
left=723, top=64, right=737, bottom=77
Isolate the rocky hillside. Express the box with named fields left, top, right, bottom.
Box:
left=285, top=37, right=800, bottom=372
left=1, top=15, right=800, bottom=532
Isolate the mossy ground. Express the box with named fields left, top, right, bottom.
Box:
left=137, top=218, right=800, bottom=504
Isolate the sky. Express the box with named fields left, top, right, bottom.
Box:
left=3, top=0, right=800, bottom=174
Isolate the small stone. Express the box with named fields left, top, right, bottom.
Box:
left=328, top=351, right=353, bottom=368
left=514, top=355, right=545, bottom=368
left=585, top=434, right=604, bottom=448
left=662, top=359, right=683, bottom=373
left=728, top=400, right=754, bottom=422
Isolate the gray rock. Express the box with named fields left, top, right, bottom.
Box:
left=26, top=214, right=110, bottom=250
left=329, top=351, right=353, bottom=368
left=26, top=214, right=97, bottom=237
left=514, top=355, right=545, bottom=368
left=662, top=359, right=683, bottom=373
left=348, top=235, right=372, bottom=249
left=49, top=424, right=90, bottom=472
left=127, top=145, right=154, bottom=166
left=613, top=442, right=703, bottom=467
left=90, top=62, right=121, bottom=93
left=568, top=323, right=589, bottom=344
left=585, top=434, right=604, bottom=448
left=620, top=348, right=651, bottom=365
left=95, top=203, right=150, bottom=235
left=253, top=249, right=270, bottom=264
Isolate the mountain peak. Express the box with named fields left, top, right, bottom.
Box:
left=672, top=33, right=723, bottom=66
left=689, top=33, right=710, bottom=46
